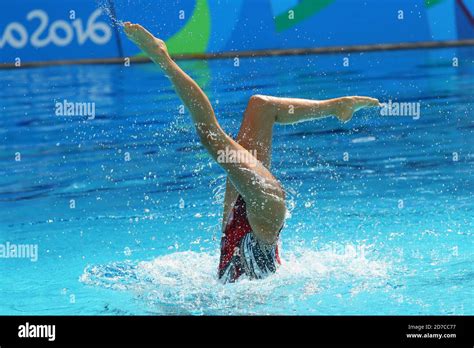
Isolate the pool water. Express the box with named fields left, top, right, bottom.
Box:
left=0, top=48, right=473, bottom=315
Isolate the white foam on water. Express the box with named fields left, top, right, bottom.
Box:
left=80, top=243, right=390, bottom=314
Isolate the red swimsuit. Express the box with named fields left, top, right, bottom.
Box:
left=218, top=195, right=281, bottom=283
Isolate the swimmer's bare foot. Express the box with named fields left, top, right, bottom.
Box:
left=123, top=22, right=170, bottom=67
left=332, top=96, right=381, bottom=123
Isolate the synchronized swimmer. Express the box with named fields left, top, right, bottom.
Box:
left=123, top=22, right=380, bottom=283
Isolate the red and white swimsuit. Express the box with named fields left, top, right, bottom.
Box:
left=218, top=195, right=282, bottom=283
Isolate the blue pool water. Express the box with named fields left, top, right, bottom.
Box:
left=0, top=48, right=473, bottom=315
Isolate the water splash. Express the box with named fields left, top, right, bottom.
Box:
left=96, top=0, right=125, bottom=27
left=80, top=244, right=391, bottom=314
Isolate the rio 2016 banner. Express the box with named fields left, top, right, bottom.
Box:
left=0, top=1, right=118, bottom=63
left=1, top=0, right=473, bottom=64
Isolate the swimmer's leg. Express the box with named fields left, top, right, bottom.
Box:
left=264, top=95, right=380, bottom=124
left=222, top=94, right=380, bottom=227
left=124, top=22, right=285, bottom=244
left=221, top=96, right=276, bottom=230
